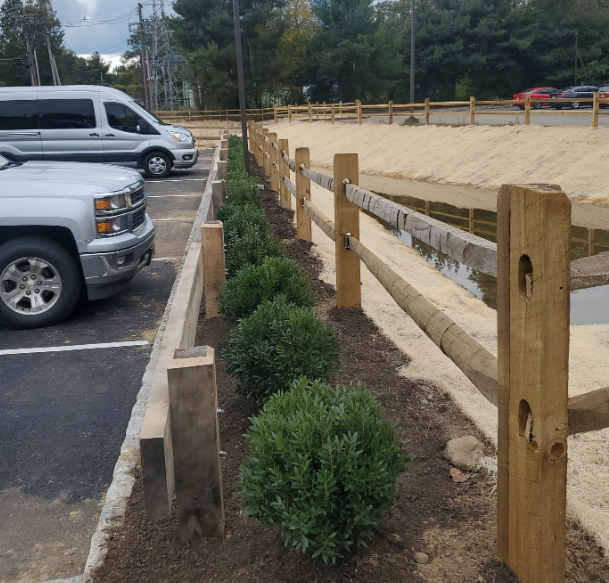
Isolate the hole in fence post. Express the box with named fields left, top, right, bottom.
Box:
left=518, top=254, right=533, bottom=298
left=518, top=399, right=538, bottom=452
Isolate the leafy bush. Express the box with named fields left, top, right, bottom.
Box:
left=219, top=257, right=314, bottom=320
left=224, top=297, right=339, bottom=404
left=239, top=378, right=410, bottom=563
left=225, top=177, right=261, bottom=208
left=218, top=204, right=266, bottom=239
left=224, top=227, right=284, bottom=279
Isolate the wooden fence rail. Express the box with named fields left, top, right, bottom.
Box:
left=250, top=121, right=609, bottom=583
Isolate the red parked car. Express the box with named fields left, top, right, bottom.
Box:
left=599, top=85, right=609, bottom=108
left=512, top=87, right=558, bottom=109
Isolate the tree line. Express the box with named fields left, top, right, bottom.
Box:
left=169, top=0, right=609, bottom=109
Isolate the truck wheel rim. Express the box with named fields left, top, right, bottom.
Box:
left=148, top=157, right=167, bottom=175
left=0, top=257, right=62, bottom=316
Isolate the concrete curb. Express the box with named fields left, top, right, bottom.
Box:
left=39, top=148, right=219, bottom=583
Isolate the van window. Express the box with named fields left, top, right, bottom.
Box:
left=0, top=100, right=38, bottom=130
left=104, top=103, right=141, bottom=133
left=38, top=99, right=96, bottom=129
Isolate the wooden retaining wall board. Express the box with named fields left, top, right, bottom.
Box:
left=140, top=149, right=219, bottom=520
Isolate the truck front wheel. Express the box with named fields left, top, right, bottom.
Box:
left=0, top=237, right=82, bottom=329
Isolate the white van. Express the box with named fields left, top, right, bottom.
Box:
left=0, top=85, right=198, bottom=178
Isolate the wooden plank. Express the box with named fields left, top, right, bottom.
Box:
left=141, top=242, right=205, bottom=519
left=388, top=100, right=393, bottom=125
left=278, top=138, right=291, bottom=209
left=301, top=167, right=334, bottom=191
left=304, top=200, right=335, bottom=241
left=211, top=180, right=226, bottom=219
left=593, top=92, right=599, bottom=128
left=568, top=386, right=609, bottom=435
left=496, top=185, right=511, bottom=562
left=570, top=251, right=609, bottom=290
left=284, top=176, right=296, bottom=196
left=217, top=160, right=227, bottom=180
left=524, top=94, right=531, bottom=125
left=356, top=99, right=362, bottom=124
left=506, top=185, right=570, bottom=583
left=269, top=132, right=280, bottom=193
left=424, top=98, right=430, bottom=125
left=470, top=96, right=475, bottom=125
left=201, top=221, right=226, bottom=318
left=334, top=154, right=361, bottom=308
left=295, top=148, right=312, bottom=242
left=168, top=346, right=224, bottom=541
left=348, top=234, right=498, bottom=403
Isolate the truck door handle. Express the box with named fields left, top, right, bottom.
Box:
left=89, top=132, right=100, bottom=137
left=106, top=134, right=115, bottom=137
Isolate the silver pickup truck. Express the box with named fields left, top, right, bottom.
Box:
left=0, top=153, right=154, bottom=329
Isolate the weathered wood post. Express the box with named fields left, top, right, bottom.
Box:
left=219, top=147, right=227, bottom=161
left=211, top=180, right=226, bottom=219
left=425, top=98, right=430, bottom=125
left=388, top=100, right=393, bottom=125
left=260, top=106, right=264, bottom=121
left=356, top=99, right=362, bottom=124
left=334, top=153, right=361, bottom=307
left=255, top=124, right=262, bottom=166
left=331, top=104, right=336, bottom=124
left=592, top=91, right=599, bottom=128
left=168, top=346, right=224, bottom=542
left=278, top=138, right=291, bottom=210
left=295, top=147, right=312, bottom=242
left=262, top=128, right=271, bottom=180
left=469, top=96, right=476, bottom=125
left=288, top=104, right=292, bottom=123
left=247, top=121, right=253, bottom=154
left=202, top=221, right=226, bottom=317
left=308, top=102, right=312, bottom=123
left=269, top=132, right=280, bottom=193
left=524, top=93, right=531, bottom=125
left=497, top=184, right=571, bottom=583
left=274, top=106, right=278, bottom=123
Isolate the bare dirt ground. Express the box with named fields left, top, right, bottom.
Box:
left=90, top=157, right=608, bottom=583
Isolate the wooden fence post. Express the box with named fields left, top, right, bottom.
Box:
left=274, top=105, right=278, bottom=123
left=188, top=109, right=191, bottom=123
left=269, top=132, right=280, bottom=193
left=308, top=102, right=312, bottom=123
left=331, top=104, right=336, bottom=124
left=295, top=147, right=312, bottom=242
left=278, top=138, right=291, bottom=210
left=470, top=96, right=476, bottom=125
left=255, top=124, right=262, bottom=166
left=388, top=100, right=393, bottom=125
left=202, top=221, right=226, bottom=317
left=592, top=91, right=599, bottom=128
left=219, top=147, right=227, bottom=161
left=262, top=128, right=270, bottom=180
left=288, top=104, right=292, bottom=123
left=211, top=180, right=226, bottom=219
left=524, top=93, right=531, bottom=125
left=260, top=106, right=264, bottom=121
left=497, top=184, right=570, bottom=583
left=356, top=99, right=362, bottom=124
left=425, top=98, right=430, bottom=125
left=168, top=346, right=224, bottom=541
left=334, top=153, right=361, bottom=307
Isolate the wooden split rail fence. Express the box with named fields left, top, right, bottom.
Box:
left=249, top=120, right=609, bottom=583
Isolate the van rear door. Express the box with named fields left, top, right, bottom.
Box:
left=0, top=92, right=42, bottom=161
left=38, top=91, right=104, bottom=162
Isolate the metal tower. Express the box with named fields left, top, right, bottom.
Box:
left=148, top=0, right=178, bottom=111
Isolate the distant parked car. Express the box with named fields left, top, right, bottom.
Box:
left=599, top=85, right=609, bottom=108
left=551, top=86, right=599, bottom=109
left=512, top=87, right=558, bottom=110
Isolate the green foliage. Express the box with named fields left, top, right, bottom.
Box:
left=239, top=378, right=411, bottom=562
left=224, top=297, right=339, bottom=404
left=219, top=204, right=267, bottom=239
left=219, top=257, right=314, bottom=320
left=224, top=227, right=285, bottom=279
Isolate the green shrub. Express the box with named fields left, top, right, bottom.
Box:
left=239, top=378, right=410, bottom=563
left=219, top=257, right=314, bottom=320
left=218, top=204, right=266, bottom=239
left=224, top=227, right=284, bottom=278
left=225, top=177, right=260, bottom=207
left=224, top=297, right=339, bottom=403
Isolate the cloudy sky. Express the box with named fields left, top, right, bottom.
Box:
left=54, top=0, right=174, bottom=69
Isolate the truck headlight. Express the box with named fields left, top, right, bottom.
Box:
left=96, top=215, right=129, bottom=237
left=94, top=194, right=127, bottom=215
left=170, top=131, right=192, bottom=143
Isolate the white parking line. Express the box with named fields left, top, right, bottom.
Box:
left=0, top=340, right=149, bottom=357
left=151, top=257, right=178, bottom=262
left=151, top=218, right=194, bottom=222
left=145, top=178, right=209, bottom=183
left=146, top=194, right=201, bottom=198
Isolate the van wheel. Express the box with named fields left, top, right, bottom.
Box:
left=0, top=237, right=82, bottom=329
left=143, top=152, right=172, bottom=178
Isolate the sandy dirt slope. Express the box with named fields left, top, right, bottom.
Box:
left=271, top=120, right=609, bottom=207
left=275, top=154, right=609, bottom=553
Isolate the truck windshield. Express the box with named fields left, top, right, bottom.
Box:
left=129, top=102, right=167, bottom=126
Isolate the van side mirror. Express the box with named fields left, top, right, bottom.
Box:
left=136, top=120, right=149, bottom=134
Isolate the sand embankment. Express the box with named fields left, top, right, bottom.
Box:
left=272, top=120, right=609, bottom=207
left=271, top=120, right=609, bottom=552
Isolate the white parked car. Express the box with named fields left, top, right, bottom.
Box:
left=0, top=153, right=154, bottom=329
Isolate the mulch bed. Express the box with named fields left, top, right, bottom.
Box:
left=92, top=155, right=608, bottom=583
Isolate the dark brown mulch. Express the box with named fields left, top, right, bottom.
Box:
left=92, top=155, right=608, bottom=583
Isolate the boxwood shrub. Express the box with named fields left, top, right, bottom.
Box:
left=218, top=204, right=267, bottom=239
left=224, top=297, right=339, bottom=404
left=238, top=378, right=410, bottom=563
left=218, top=257, right=314, bottom=320
left=224, top=227, right=285, bottom=279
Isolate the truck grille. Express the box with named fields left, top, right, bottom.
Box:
left=132, top=207, right=146, bottom=230
left=130, top=187, right=146, bottom=206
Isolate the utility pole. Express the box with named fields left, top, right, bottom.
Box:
left=45, top=31, right=60, bottom=86
left=138, top=3, right=151, bottom=109
left=409, top=0, right=415, bottom=115
left=22, top=2, right=39, bottom=86
left=232, top=0, right=249, bottom=172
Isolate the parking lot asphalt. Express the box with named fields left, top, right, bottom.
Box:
left=0, top=149, right=214, bottom=583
